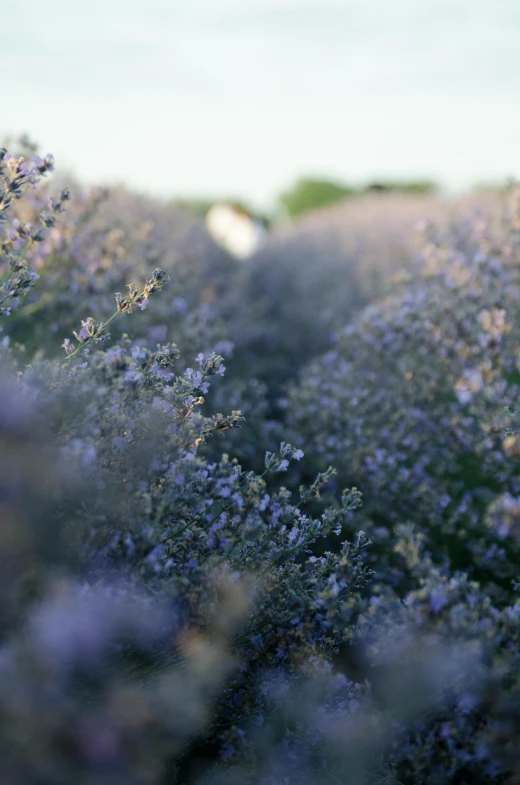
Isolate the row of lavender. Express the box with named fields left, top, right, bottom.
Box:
left=0, top=139, right=519, bottom=784
left=283, top=190, right=520, bottom=781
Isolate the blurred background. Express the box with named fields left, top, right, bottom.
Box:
left=2, top=0, right=519, bottom=224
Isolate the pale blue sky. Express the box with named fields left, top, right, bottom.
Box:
left=2, top=0, right=519, bottom=207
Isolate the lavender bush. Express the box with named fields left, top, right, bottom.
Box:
left=286, top=194, right=520, bottom=586
left=1, top=142, right=519, bottom=784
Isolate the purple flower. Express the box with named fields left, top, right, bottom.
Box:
left=429, top=589, right=448, bottom=614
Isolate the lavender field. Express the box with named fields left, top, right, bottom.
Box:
left=1, top=139, right=520, bottom=785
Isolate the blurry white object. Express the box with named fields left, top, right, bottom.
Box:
left=206, top=202, right=266, bottom=259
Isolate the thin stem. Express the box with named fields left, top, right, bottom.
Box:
left=17, top=236, right=33, bottom=266
left=0, top=237, right=34, bottom=308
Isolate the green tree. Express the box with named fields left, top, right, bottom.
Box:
left=278, top=177, right=359, bottom=219
left=364, top=180, right=437, bottom=195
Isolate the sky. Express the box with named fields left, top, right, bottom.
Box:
left=2, top=0, right=520, bottom=208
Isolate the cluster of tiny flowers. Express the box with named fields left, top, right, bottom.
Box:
left=72, top=316, right=109, bottom=344
left=264, top=441, right=304, bottom=472
left=115, top=267, right=169, bottom=313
